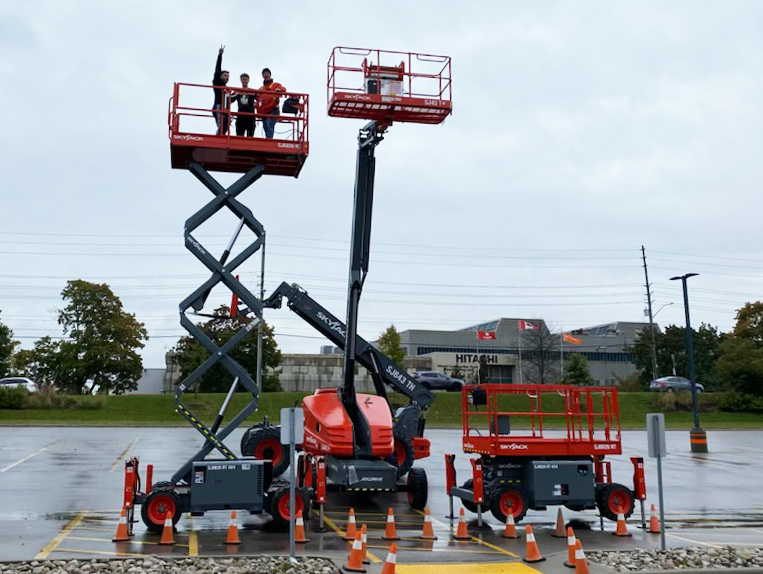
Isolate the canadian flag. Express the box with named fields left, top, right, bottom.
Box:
left=477, top=330, right=496, bottom=340
left=519, top=320, right=538, bottom=331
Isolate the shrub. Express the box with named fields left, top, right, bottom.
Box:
left=652, top=391, right=719, bottom=413
left=719, top=391, right=763, bottom=413
left=24, top=386, right=105, bottom=410
left=0, top=386, right=28, bottom=409
left=616, top=372, right=644, bottom=392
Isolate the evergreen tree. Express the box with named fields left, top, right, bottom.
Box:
left=563, top=353, right=595, bottom=386
left=378, top=324, right=406, bottom=366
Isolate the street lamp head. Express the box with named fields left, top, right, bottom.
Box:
left=670, top=273, right=699, bottom=281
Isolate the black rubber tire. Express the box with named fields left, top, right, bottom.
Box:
left=449, top=383, right=462, bottom=392
left=241, top=424, right=289, bottom=478
left=407, top=467, right=428, bottom=510
left=460, top=479, right=479, bottom=513
left=265, top=480, right=311, bottom=529
left=489, top=486, right=528, bottom=523
left=141, top=486, right=183, bottom=533
left=386, top=432, right=415, bottom=477
left=596, top=483, right=635, bottom=522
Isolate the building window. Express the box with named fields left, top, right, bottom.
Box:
left=317, top=365, right=333, bottom=375
left=292, top=365, right=309, bottom=374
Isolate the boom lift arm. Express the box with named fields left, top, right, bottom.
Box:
left=263, top=280, right=434, bottom=433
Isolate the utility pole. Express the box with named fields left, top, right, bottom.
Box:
left=642, top=246, right=659, bottom=382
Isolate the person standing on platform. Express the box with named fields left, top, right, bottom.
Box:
left=257, top=68, right=285, bottom=139
left=232, top=73, right=256, bottom=137
left=212, top=45, right=230, bottom=135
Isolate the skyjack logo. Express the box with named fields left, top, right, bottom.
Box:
left=277, top=143, right=298, bottom=149
left=173, top=134, right=204, bottom=141
left=346, top=94, right=372, bottom=101
left=463, top=442, right=475, bottom=449
left=361, top=476, right=383, bottom=482
left=317, top=312, right=346, bottom=338
left=500, top=444, right=529, bottom=451
left=187, top=237, right=206, bottom=256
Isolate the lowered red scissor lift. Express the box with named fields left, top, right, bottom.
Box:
left=445, top=384, right=647, bottom=524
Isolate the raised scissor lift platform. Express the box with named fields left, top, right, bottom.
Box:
left=327, top=47, right=452, bottom=126
left=168, top=82, right=309, bottom=176
left=462, top=384, right=622, bottom=458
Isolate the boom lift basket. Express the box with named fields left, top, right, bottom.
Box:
left=327, top=47, right=452, bottom=125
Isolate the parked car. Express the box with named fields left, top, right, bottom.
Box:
left=412, top=371, right=464, bottom=392
left=0, top=377, right=38, bottom=393
left=649, top=376, right=704, bottom=393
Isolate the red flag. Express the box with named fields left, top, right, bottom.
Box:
left=477, top=330, right=496, bottom=340
left=519, top=320, right=538, bottom=331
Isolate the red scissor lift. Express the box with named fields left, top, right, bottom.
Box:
left=168, top=82, right=309, bottom=176
left=445, top=384, right=646, bottom=524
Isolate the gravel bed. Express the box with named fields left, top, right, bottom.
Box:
left=0, top=557, right=340, bottom=574
left=587, top=546, right=763, bottom=571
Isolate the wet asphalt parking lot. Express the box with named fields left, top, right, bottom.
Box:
left=1, top=427, right=762, bottom=573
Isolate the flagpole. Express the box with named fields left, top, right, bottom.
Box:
left=560, top=332, right=564, bottom=381
left=518, top=324, right=523, bottom=384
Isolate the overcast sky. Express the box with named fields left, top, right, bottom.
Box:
left=1, top=1, right=762, bottom=369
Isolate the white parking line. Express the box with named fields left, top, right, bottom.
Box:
left=0, top=440, right=60, bottom=473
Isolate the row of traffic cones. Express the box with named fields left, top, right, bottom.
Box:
left=344, top=506, right=437, bottom=542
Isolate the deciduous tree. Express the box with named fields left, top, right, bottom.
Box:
left=0, top=311, right=18, bottom=377
left=172, top=307, right=282, bottom=392
left=56, top=280, right=147, bottom=394
left=521, top=324, right=561, bottom=384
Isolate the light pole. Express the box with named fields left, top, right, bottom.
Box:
left=670, top=273, right=708, bottom=453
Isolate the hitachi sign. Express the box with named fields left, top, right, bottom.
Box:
left=455, top=354, right=498, bottom=364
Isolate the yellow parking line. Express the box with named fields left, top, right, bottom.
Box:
left=53, top=548, right=145, bottom=557
left=313, top=510, right=382, bottom=563
left=666, top=532, right=723, bottom=549
left=396, top=563, right=541, bottom=574
left=67, top=535, right=190, bottom=548
left=36, top=510, right=88, bottom=559
left=413, top=509, right=518, bottom=558
left=367, top=544, right=501, bottom=554
left=73, top=526, right=114, bottom=533
left=111, top=439, right=139, bottom=471
left=189, top=531, right=198, bottom=556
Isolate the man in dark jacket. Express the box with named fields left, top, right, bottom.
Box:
left=212, top=45, right=230, bottom=135
left=232, top=73, right=256, bottom=137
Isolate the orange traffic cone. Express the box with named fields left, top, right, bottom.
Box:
left=452, top=508, right=470, bottom=540
left=501, top=507, right=519, bottom=539
left=575, top=539, right=590, bottom=574
left=563, top=527, right=576, bottom=568
left=344, top=508, right=358, bottom=541
left=380, top=543, right=397, bottom=574
left=224, top=510, right=241, bottom=544
left=382, top=507, right=400, bottom=541
left=360, top=524, right=370, bottom=564
left=112, top=506, right=130, bottom=542
left=343, top=531, right=367, bottom=573
left=295, top=509, right=310, bottom=543
left=522, top=524, right=545, bottom=563
left=613, top=506, right=631, bottom=537
left=551, top=507, right=567, bottom=537
left=420, top=507, right=437, bottom=540
left=648, top=504, right=661, bottom=534
left=159, top=511, right=175, bottom=545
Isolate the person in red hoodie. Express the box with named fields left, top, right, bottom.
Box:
left=257, top=68, right=285, bottom=139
